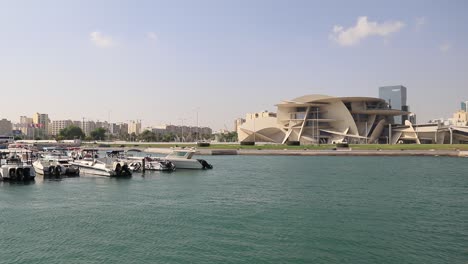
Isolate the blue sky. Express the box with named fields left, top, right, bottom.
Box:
left=0, top=0, right=467, bottom=130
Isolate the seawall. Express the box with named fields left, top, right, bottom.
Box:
left=144, top=148, right=468, bottom=157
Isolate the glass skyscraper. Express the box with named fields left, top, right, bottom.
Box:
left=379, top=85, right=408, bottom=124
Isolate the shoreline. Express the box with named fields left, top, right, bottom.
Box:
left=143, top=148, right=468, bottom=158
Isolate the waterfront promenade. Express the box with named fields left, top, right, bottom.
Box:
left=86, top=141, right=468, bottom=157
left=144, top=147, right=468, bottom=157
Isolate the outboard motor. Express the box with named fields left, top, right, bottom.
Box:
left=48, top=166, right=55, bottom=176
left=161, top=160, right=176, bottom=171
left=16, top=168, right=24, bottom=181
left=121, top=164, right=132, bottom=176
left=197, top=159, right=213, bottom=169
left=23, top=168, right=31, bottom=181
left=54, top=166, right=62, bottom=177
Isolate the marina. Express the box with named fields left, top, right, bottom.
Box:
left=0, top=145, right=214, bottom=182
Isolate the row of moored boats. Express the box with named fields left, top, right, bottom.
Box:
left=0, top=147, right=213, bottom=181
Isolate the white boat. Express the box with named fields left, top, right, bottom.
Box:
left=141, top=157, right=176, bottom=171
left=0, top=150, right=36, bottom=181
left=71, top=149, right=131, bottom=177
left=32, top=149, right=80, bottom=176
left=164, top=148, right=213, bottom=170
left=106, top=150, right=175, bottom=172
left=33, top=150, right=79, bottom=176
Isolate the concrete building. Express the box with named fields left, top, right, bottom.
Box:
left=18, top=116, right=34, bottom=138
left=108, top=123, right=120, bottom=135
left=237, top=94, right=408, bottom=144
left=0, top=118, right=13, bottom=136
left=51, top=120, right=73, bottom=136
left=452, top=110, right=468, bottom=126
left=234, top=118, right=246, bottom=133
left=152, top=125, right=213, bottom=141
left=379, top=85, right=408, bottom=124
left=81, top=121, right=96, bottom=136
left=128, top=120, right=142, bottom=135
left=32, top=113, right=49, bottom=131
left=461, top=101, right=468, bottom=112
left=396, top=123, right=468, bottom=144
left=119, top=123, right=129, bottom=135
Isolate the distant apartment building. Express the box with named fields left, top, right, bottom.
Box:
left=81, top=121, right=96, bottom=136
left=32, top=113, right=49, bottom=130
left=19, top=116, right=34, bottom=138
left=73, top=121, right=82, bottom=128
left=119, top=123, right=129, bottom=135
left=128, top=120, right=142, bottom=135
left=379, top=85, right=408, bottom=124
left=51, top=120, right=73, bottom=136
left=461, top=101, right=468, bottom=112
left=32, top=112, right=50, bottom=137
left=95, top=121, right=109, bottom=130
left=108, top=123, right=120, bottom=135
left=0, top=118, right=13, bottom=136
left=153, top=124, right=212, bottom=141
left=452, top=110, right=468, bottom=126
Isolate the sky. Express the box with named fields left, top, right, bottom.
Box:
left=0, top=0, right=467, bottom=130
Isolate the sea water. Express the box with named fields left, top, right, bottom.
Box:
left=1, top=156, right=467, bottom=263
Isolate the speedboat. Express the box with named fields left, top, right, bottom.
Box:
left=33, top=150, right=79, bottom=177
left=140, top=156, right=175, bottom=171
left=163, top=148, right=213, bottom=170
left=0, top=150, right=36, bottom=181
left=106, top=150, right=175, bottom=172
left=71, top=149, right=131, bottom=177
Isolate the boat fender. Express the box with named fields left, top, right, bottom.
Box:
left=48, top=166, right=54, bottom=175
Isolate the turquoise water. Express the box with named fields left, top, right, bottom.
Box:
left=1, top=156, right=467, bottom=264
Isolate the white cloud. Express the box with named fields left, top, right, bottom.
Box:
left=415, top=17, right=426, bottom=31
left=440, top=42, right=451, bottom=53
left=90, top=31, right=115, bottom=48
left=147, top=32, right=158, bottom=41
left=330, top=16, right=405, bottom=46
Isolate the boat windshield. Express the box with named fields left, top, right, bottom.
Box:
left=168, top=150, right=194, bottom=159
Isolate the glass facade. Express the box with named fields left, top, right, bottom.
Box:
left=379, top=85, right=407, bottom=124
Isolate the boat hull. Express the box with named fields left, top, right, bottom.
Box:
left=166, top=159, right=204, bottom=169
left=0, top=165, right=36, bottom=181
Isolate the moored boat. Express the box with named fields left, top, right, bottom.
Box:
left=0, top=150, right=36, bottom=181
left=71, top=149, right=131, bottom=177
left=163, top=148, right=213, bottom=170
left=33, top=150, right=79, bottom=177
left=106, top=150, right=175, bottom=172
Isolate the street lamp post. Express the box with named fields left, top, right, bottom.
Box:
left=178, top=118, right=187, bottom=142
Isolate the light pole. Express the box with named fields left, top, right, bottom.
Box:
left=194, top=107, right=200, bottom=141
left=178, top=118, right=187, bottom=142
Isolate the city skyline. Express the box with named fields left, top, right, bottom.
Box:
left=0, top=1, right=467, bottom=130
